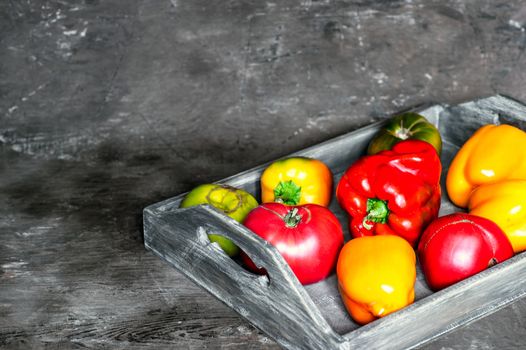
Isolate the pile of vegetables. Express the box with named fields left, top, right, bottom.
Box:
left=180, top=111, right=525, bottom=326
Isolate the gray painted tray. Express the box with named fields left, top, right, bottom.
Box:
left=143, top=95, right=526, bottom=350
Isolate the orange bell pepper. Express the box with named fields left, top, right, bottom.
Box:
left=261, top=157, right=333, bottom=207
left=446, top=124, right=526, bottom=208
left=468, top=179, right=526, bottom=253
left=336, top=235, right=416, bottom=325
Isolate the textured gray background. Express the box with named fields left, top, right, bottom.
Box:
left=2, top=0, right=526, bottom=349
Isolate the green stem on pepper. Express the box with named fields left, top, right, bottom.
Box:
left=363, top=198, right=389, bottom=230
left=274, top=180, right=302, bottom=205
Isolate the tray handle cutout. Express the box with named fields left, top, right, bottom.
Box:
left=143, top=204, right=346, bottom=350
left=194, top=225, right=271, bottom=287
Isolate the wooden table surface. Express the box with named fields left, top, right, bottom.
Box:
left=2, top=1, right=526, bottom=349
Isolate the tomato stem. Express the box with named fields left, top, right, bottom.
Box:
left=394, top=127, right=411, bottom=140
left=363, top=198, right=389, bottom=230
left=284, top=207, right=302, bottom=228
left=274, top=180, right=302, bottom=205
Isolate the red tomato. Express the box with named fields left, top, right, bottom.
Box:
left=417, top=213, right=514, bottom=291
left=242, top=202, right=344, bottom=285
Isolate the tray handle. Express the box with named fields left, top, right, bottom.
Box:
left=143, top=205, right=345, bottom=350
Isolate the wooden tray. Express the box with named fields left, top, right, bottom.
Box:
left=143, top=95, right=526, bottom=350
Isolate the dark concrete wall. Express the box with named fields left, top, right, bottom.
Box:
left=2, top=1, right=526, bottom=349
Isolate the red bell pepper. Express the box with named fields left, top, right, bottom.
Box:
left=336, top=139, right=441, bottom=247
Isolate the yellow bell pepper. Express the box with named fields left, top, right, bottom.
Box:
left=336, top=235, right=416, bottom=325
left=261, top=157, right=333, bottom=207
left=468, top=179, right=526, bottom=253
left=447, top=124, right=526, bottom=208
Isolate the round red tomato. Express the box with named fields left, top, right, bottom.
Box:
left=242, top=202, right=344, bottom=285
left=417, top=213, right=514, bottom=291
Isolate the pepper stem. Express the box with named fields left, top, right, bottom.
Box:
left=284, top=207, right=302, bottom=228
left=274, top=180, right=302, bottom=205
left=363, top=198, right=389, bottom=230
